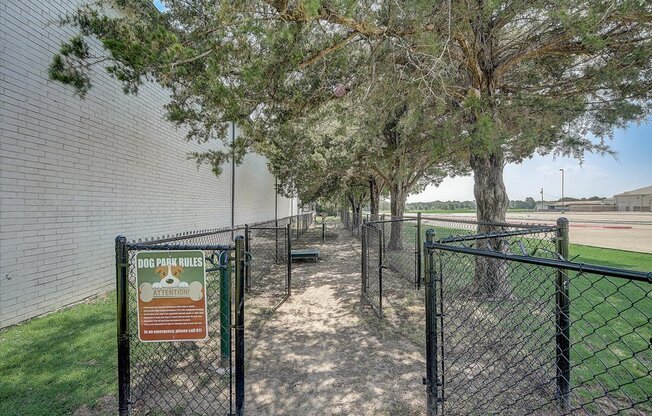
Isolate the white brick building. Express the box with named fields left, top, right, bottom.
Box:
left=0, top=0, right=297, bottom=327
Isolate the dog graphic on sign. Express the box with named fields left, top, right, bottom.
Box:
left=152, top=264, right=189, bottom=289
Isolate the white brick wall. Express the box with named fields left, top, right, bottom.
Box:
left=0, top=0, right=296, bottom=327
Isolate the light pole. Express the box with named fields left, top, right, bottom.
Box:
left=559, top=168, right=565, bottom=213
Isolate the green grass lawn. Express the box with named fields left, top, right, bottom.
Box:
left=0, top=294, right=117, bottom=416
left=566, top=244, right=651, bottom=411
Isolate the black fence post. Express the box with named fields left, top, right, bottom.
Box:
left=244, top=224, right=250, bottom=293
left=555, top=217, right=571, bottom=410
left=381, top=214, right=386, bottom=257
left=115, top=236, right=130, bottom=416
left=219, top=250, right=231, bottom=360
left=296, top=214, right=300, bottom=240
left=322, top=221, right=326, bottom=242
left=275, top=218, right=279, bottom=264
left=378, top=226, right=383, bottom=318
left=361, top=221, right=367, bottom=297
left=416, top=212, right=422, bottom=290
left=424, top=230, right=438, bottom=416
left=287, top=223, right=292, bottom=297
left=234, top=236, right=245, bottom=416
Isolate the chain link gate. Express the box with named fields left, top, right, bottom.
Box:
left=115, top=232, right=246, bottom=416
left=424, top=218, right=652, bottom=416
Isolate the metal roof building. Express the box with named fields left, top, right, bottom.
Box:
left=614, top=185, right=652, bottom=212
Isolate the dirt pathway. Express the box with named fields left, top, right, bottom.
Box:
left=244, top=225, right=426, bottom=415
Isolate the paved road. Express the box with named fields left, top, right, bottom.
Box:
left=433, top=212, right=652, bottom=254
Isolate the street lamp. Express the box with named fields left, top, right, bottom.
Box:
left=559, top=168, right=565, bottom=213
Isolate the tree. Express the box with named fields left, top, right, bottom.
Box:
left=524, top=197, right=536, bottom=210
left=50, top=1, right=651, bottom=295
left=51, top=1, right=650, bottom=225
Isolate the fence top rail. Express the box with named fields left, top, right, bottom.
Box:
left=436, top=226, right=558, bottom=244
left=404, top=214, right=552, bottom=230
left=425, top=241, right=652, bottom=283
left=124, top=213, right=315, bottom=245
left=130, top=227, right=240, bottom=245
left=127, top=242, right=233, bottom=251
left=247, top=226, right=287, bottom=230
left=368, top=218, right=417, bottom=224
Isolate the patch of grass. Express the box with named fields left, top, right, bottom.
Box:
left=0, top=294, right=116, bottom=416
left=570, top=243, right=652, bottom=271
left=566, top=244, right=651, bottom=409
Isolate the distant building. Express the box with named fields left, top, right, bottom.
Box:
left=537, top=199, right=616, bottom=212
left=614, top=186, right=652, bottom=212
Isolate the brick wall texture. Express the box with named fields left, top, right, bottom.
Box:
left=0, top=0, right=298, bottom=327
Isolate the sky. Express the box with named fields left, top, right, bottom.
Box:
left=409, top=121, right=652, bottom=202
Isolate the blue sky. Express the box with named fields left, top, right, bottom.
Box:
left=410, top=121, right=652, bottom=202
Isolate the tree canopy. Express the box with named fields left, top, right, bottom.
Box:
left=50, top=0, right=652, bottom=224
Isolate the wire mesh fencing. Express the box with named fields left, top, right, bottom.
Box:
left=424, top=219, right=652, bottom=416
left=340, top=210, right=362, bottom=238
left=361, top=222, right=383, bottom=317
left=375, top=215, right=421, bottom=289
left=314, top=215, right=340, bottom=242
left=245, top=224, right=291, bottom=307
left=116, top=229, right=246, bottom=416
left=292, top=212, right=315, bottom=240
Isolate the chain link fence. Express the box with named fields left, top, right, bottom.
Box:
left=361, top=222, right=383, bottom=317
left=375, top=215, right=421, bottom=289
left=116, top=228, right=246, bottom=415
left=424, top=219, right=652, bottom=416
left=340, top=210, right=362, bottom=238
left=245, top=224, right=291, bottom=307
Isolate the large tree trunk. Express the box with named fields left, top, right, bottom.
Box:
left=387, top=182, right=407, bottom=250
left=369, top=177, right=380, bottom=222
left=470, top=151, right=511, bottom=298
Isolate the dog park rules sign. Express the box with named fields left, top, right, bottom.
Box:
left=135, top=251, right=208, bottom=342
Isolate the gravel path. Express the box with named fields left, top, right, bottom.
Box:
left=244, top=225, right=426, bottom=415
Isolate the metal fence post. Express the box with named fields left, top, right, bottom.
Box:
left=361, top=221, right=367, bottom=297
left=296, top=214, right=300, bottom=240
left=244, top=224, right=251, bottom=293
left=555, top=217, right=571, bottom=410
left=378, top=226, right=384, bottom=318
left=287, top=223, right=292, bottom=297
left=417, top=212, right=422, bottom=290
left=322, top=221, right=326, bottom=242
left=234, top=236, right=245, bottom=416
left=424, top=230, right=438, bottom=416
left=219, top=250, right=231, bottom=360
left=381, top=214, right=386, bottom=257
left=115, top=236, right=130, bottom=416
left=275, top=218, right=279, bottom=264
